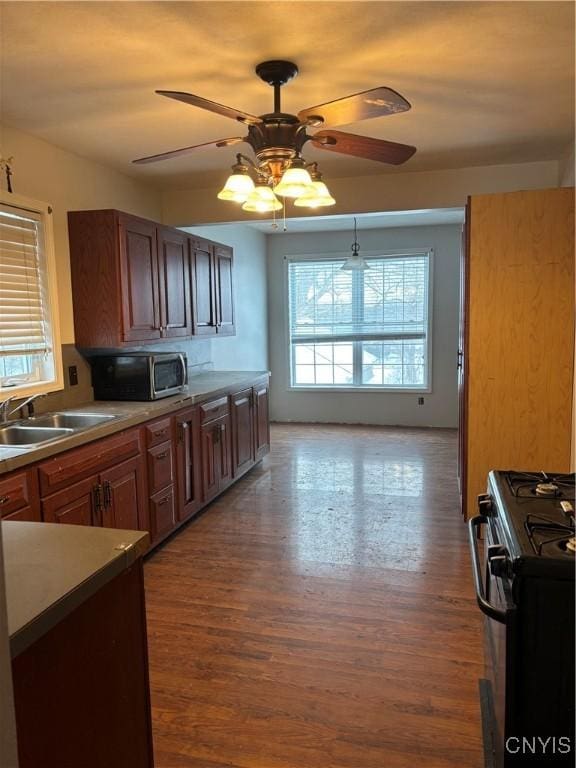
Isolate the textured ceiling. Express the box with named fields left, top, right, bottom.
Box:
left=0, top=1, right=574, bottom=189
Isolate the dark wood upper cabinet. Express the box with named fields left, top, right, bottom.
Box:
left=191, top=239, right=217, bottom=336
left=68, top=210, right=234, bottom=347
left=157, top=227, right=192, bottom=338
left=119, top=215, right=162, bottom=342
left=214, top=245, right=235, bottom=335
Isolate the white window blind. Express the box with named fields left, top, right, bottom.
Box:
left=0, top=204, right=50, bottom=358
left=288, top=254, right=430, bottom=388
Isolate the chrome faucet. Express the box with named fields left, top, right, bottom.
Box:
left=0, top=393, right=45, bottom=424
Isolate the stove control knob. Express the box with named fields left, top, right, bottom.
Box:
left=477, top=494, right=493, bottom=514
left=489, top=554, right=510, bottom=578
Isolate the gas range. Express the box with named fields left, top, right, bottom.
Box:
left=469, top=470, right=575, bottom=767
left=486, top=470, right=575, bottom=578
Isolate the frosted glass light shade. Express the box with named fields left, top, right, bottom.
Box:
left=242, top=185, right=282, bottom=212
left=217, top=172, right=255, bottom=202
left=274, top=166, right=315, bottom=198
left=294, top=180, right=336, bottom=208
left=341, top=254, right=370, bottom=271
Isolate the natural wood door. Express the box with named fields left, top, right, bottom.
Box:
left=215, top=245, right=235, bottom=335
left=174, top=407, right=202, bottom=522
left=101, top=456, right=145, bottom=532
left=231, top=388, right=255, bottom=477
left=0, top=469, right=40, bottom=520
left=254, top=384, right=271, bottom=461
left=42, top=476, right=98, bottom=526
left=217, top=414, right=233, bottom=489
left=119, top=216, right=162, bottom=342
left=157, top=227, right=192, bottom=338
left=150, top=486, right=176, bottom=541
left=191, top=240, right=217, bottom=336
left=147, top=442, right=174, bottom=495
left=200, top=422, right=219, bottom=502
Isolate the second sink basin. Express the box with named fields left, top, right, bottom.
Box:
left=0, top=426, right=73, bottom=447
left=30, top=412, right=120, bottom=430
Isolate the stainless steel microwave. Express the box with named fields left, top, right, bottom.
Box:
left=90, top=353, right=187, bottom=401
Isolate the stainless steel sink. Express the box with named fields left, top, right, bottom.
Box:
left=30, top=412, right=119, bottom=430
left=0, top=426, right=74, bottom=447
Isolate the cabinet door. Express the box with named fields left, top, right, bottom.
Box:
left=174, top=408, right=201, bottom=522
left=200, top=422, right=218, bottom=502
left=231, top=389, right=255, bottom=477
left=0, top=469, right=40, bottom=520
left=42, top=476, right=98, bottom=526
left=217, top=414, right=233, bottom=489
left=254, top=383, right=270, bottom=461
left=191, top=240, right=217, bottom=336
left=214, top=245, right=235, bottom=335
left=119, top=216, right=162, bottom=342
left=101, top=456, right=146, bottom=532
left=157, top=227, right=192, bottom=338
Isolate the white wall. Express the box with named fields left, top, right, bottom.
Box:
left=267, top=224, right=461, bottom=428
left=161, top=160, right=559, bottom=226
left=182, top=224, right=269, bottom=372
left=0, top=123, right=162, bottom=344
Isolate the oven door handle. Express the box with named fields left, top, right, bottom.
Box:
left=468, top=515, right=507, bottom=624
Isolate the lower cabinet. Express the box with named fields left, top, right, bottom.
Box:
left=231, top=388, right=255, bottom=477
left=42, top=455, right=147, bottom=530
left=1, top=375, right=270, bottom=551
left=174, top=407, right=202, bottom=522
left=201, top=414, right=232, bottom=503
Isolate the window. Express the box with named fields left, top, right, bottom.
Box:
left=0, top=194, right=63, bottom=398
left=288, top=252, right=431, bottom=390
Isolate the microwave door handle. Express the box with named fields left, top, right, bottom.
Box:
left=179, top=354, right=187, bottom=386
left=468, top=515, right=507, bottom=624
left=149, top=357, right=155, bottom=400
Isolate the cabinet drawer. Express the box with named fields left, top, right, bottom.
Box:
left=0, top=469, right=39, bottom=518
left=144, top=417, right=172, bottom=447
left=150, top=485, right=176, bottom=541
left=200, top=396, right=229, bottom=425
left=147, top=442, right=173, bottom=494
left=39, top=429, right=141, bottom=496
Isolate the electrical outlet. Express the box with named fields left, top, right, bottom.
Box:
left=418, top=396, right=424, bottom=405
left=68, top=365, right=78, bottom=386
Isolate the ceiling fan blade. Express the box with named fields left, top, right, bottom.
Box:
left=156, top=90, right=262, bottom=125
left=298, top=87, right=410, bottom=127
left=133, top=137, right=244, bottom=165
left=310, top=130, right=416, bottom=165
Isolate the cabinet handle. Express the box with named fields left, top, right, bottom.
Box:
left=103, top=480, right=112, bottom=508
left=92, top=484, right=103, bottom=523
left=178, top=422, right=189, bottom=443
left=158, top=497, right=169, bottom=507
left=220, top=424, right=225, bottom=433
left=153, top=429, right=167, bottom=438
left=0, top=495, right=9, bottom=505
left=213, top=427, right=220, bottom=443
left=156, top=450, right=169, bottom=460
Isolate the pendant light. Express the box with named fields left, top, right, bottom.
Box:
left=341, top=217, right=370, bottom=271
left=293, top=164, right=336, bottom=208
left=242, top=175, right=283, bottom=213
left=273, top=156, right=316, bottom=198
left=217, top=155, right=255, bottom=202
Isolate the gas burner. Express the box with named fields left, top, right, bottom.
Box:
left=535, top=482, right=560, bottom=497
left=506, top=471, right=576, bottom=500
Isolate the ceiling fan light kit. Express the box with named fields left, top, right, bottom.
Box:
left=134, top=59, right=416, bottom=224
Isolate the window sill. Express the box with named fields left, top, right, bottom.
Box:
left=287, top=385, right=432, bottom=394
left=0, top=379, right=63, bottom=402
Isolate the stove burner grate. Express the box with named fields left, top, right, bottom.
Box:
left=524, top=512, right=576, bottom=556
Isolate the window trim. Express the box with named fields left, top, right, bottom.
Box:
left=284, top=248, right=434, bottom=394
left=0, top=191, right=63, bottom=401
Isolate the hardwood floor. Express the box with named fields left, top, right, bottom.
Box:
left=145, top=424, right=484, bottom=768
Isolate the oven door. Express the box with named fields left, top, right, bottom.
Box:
left=469, top=513, right=516, bottom=768
left=151, top=355, right=186, bottom=398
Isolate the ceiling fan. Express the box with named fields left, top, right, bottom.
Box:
left=133, top=60, right=416, bottom=211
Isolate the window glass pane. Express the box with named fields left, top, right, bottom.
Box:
left=289, top=254, right=429, bottom=389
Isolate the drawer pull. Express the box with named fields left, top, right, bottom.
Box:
left=153, top=429, right=167, bottom=438
left=158, top=497, right=170, bottom=507
left=156, top=451, right=169, bottom=460
left=0, top=495, right=10, bottom=505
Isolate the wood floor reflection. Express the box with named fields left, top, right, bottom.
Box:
left=145, top=424, right=484, bottom=768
